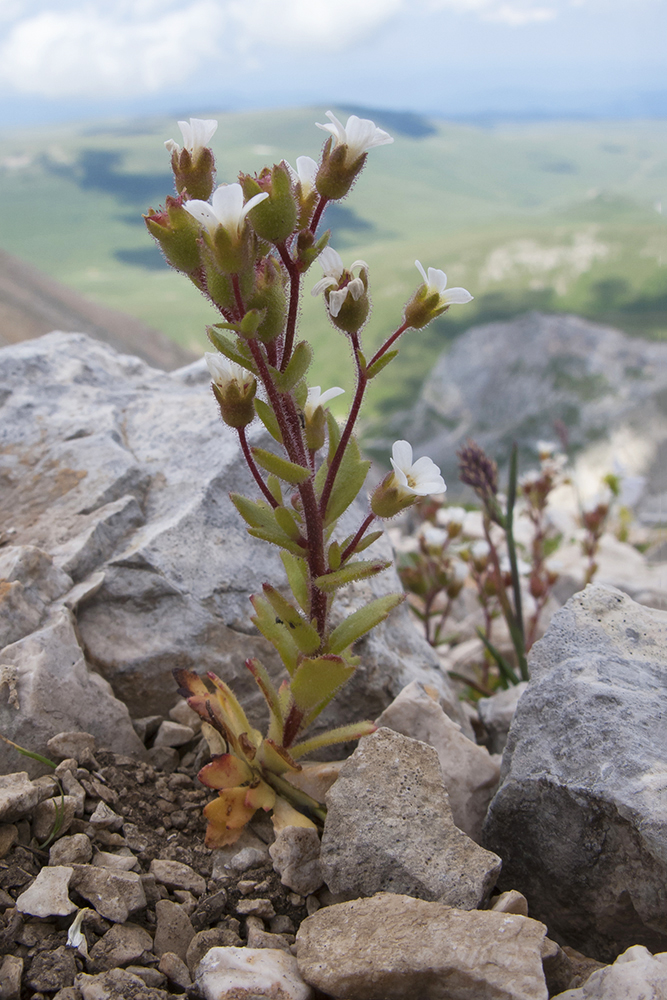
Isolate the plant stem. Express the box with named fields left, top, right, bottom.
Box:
left=237, top=427, right=279, bottom=508
left=277, top=243, right=301, bottom=371
left=310, top=196, right=328, bottom=233
left=340, top=512, right=377, bottom=564
left=320, top=335, right=367, bottom=516
left=367, top=322, right=409, bottom=369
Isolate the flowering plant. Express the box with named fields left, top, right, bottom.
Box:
left=145, top=112, right=472, bottom=846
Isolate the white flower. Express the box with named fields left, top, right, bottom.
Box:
left=435, top=506, right=467, bottom=527
left=292, top=155, right=318, bottom=196
left=304, top=385, right=345, bottom=420
left=415, top=260, right=473, bottom=307
left=500, top=554, right=531, bottom=576
left=67, top=908, right=91, bottom=957
left=471, top=539, right=490, bottom=561
left=205, top=352, right=251, bottom=388
left=184, top=183, right=268, bottom=238
left=316, top=111, right=393, bottom=165
left=390, top=440, right=446, bottom=497
left=165, top=118, right=217, bottom=157
left=311, top=247, right=368, bottom=318
left=420, top=524, right=449, bottom=547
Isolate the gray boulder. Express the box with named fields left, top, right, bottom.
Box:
left=0, top=332, right=465, bottom=759
left=402, top=312, right=667, bottom=523
left=483, top=584, right=667, bottom=962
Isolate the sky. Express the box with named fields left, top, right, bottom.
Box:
left=0, top=0, right=665, bottom=125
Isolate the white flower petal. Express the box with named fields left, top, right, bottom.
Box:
left=427, top=267, right=448, bottom=294
left=391, top=440, right=413, bottom=472
left=328, top=288, right=348, bottom=318
left=318, top=386, right=345, bottom=407
left=183, top=199, right=219, bottom=233
left=442, top=287, right=474, bottom=305
left=211, top=183, right=245, bottom=233
left=415, top=260, right=428, bottom=284
left=315, top=110, right=346, bottom=143
left=317, top=246, right=344, bottom=279
left=239, top=190, right=269, bottom=226
left=311, top=276, right=337, bottom=297
left=296, top=155, right=318, bottom=194
left=347, top=276, right=364, bottom=301
left=390, top=460, right=410, bottom=490
left=164, top=138, right=180, bottom=155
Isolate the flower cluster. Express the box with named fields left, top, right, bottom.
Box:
left=145, top=112, right=472, bottom=846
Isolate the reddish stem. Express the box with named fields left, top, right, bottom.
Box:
left=340, top=512, right=376, bottom=564
left=238, top=427, right=278, bottom=508
left=277, top=244, right=301, bottom=371
left=368, top=321, right=409, bottom=369
left=231, top=273, right=245, bottom=317
left=310, top=196, right=329, bottom=233
left=320, top=335, right=367, bottom=517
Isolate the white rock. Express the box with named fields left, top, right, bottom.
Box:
left=0, top=772, right=42, bottom=822
left=71, top=866, right=146, bottom=923
left=16, top=865, right=76, bottom=917
left=553, top=944, right=667, bottom=999
left=269, top=827, right=323, bottom=896
left=196, top=946, right=313, bottom=1000
left=376, top=680, right=500, bottom=841
left=153, top=720, right=195, bottom=747
left=150, top=859, right=206, bottom=896
left=46, top=731, right=96, bottom=762
left=478, top=683, right=528, bottom=754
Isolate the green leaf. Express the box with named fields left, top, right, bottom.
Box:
left=326, top=409, right=341, bottom=462
left=247, top=528, right=305, bottom=558
left=267, top=475, right=283, bottom=505
left=328, top=540, right=342, bottom=571
left=262, top=585, right=321, bottom=655
left=252, top=448, right=311, bottom=485
left=274, top=506, right=302, bottom=540
left=245, top=658, right=284, bottom=741
left=476, top=627, right=520, bottom=687
left=240, top=308, right=266, bottom=336
left=366, top=349, right=398, bottom=380
left=290, top=720, right=377, bottom=759
left=314, top=559, right=390, bottom=593
left=271, top=341, right=313, bottom=393
left=290, top=655, right=355, bottom=722
left=207, top=327, right=257, bottom=372
left=280, top=552, right=310, bottom=612
left=250, top=594, right=299, bottom=675
left=324, top=436, right=370, bottom=525
left=348, top=529, right=384, bottom=556
left=254, top=399, right=283, bottom=443
left=327, top=593, right=404, bottom=654
left=231, top=494, right=279, bottom=533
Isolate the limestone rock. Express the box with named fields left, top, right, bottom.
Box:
left=0, top=609, right=144, bottom=777
left=0, top=771, right=42, bottom=822
left=153, top=899, right=195, bottom=961
left=71, top=866, right=146, bottom=923
left=296, top=892, right=548, bottom=1000
left=321, top=727, right=501, bottom=907
left=478, top=682, right=528, bottom=754
left=150, top=859, right=206, bottom=896
left=484, top=585, right=667, bottom=961
left=26, top=945, right=78, bottom=993
left=376, top=680, right=500, bottom=841
left=32, top=794, right=78, bottom=841
left=152, top=720, right=194, bottom=748
left=0, top=955, right=22, bottom=1000
left=552, top=944, right=667, bottom=999
left=47, top=731, right=97, bottom=763
left=76, top=968, right=170, bottom=999
left=16, top=865, right=76, bottom=917
left=196, top=946, right=313, bottom=1000
left=269, top=826, right=323, bottom=896
left=0, top=332, right=465, bottom=742
left=158, top=952, right=192, bottom=989
left=88, top=923, right=154, bottom=972
left=403, top=312, right=667, bottom=524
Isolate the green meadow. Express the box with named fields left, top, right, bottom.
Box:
left=1, top=106, right=666, bottom=425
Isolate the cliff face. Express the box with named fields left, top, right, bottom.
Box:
left=0, top=249, right=195, bottom=371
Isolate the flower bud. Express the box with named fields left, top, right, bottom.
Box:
left=404, top=261, right=473, bottom=329
left=205, top=352, right=256, bottom=427
left=311, top=248, right=370, bottom=335
left=165, top=118, right=217, bottom=201
left=316, top=138, right=366, bottom=202
left=371, top=472, right=417, bottom=519
left=303, top=386, right=344, bottom=451
left=144, top=195, right=203, bottom=279
left=241, top=163, right=298, bottom=244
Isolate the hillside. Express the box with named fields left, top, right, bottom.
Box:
left=0, top=249, right=195, bottom=370
left=0, top=106, right=665, bottom=419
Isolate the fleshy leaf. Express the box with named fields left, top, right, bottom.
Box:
left=290, top=654, right=355, bottom=722
left=251, top=448, right=311, bottom=485
left=254, top=398, right=283, bottom=443
left=257, top=738, right=301, bottom=776
left=271, top=341, right=313, bottom=393
left=323, top=436, right=370, bottom=525
left=207, top=327, right=257, bottom=372
left=366, top=349, right=398, bottom=380
left=314, top=559, right=390, bottom=593
left=250, top=594, right=299, bottom=675
left=274, top=506, right=302, bottom=541
left=327, top=593, right=405, bottom=654
left=280, top=551, right=309, bottom=612
left=262, top=585, right=321, bottom=655
left=198, top=753, right=253, bottom=790
left=244, top=779, right=276, bottom=813
left=203, top=787, right=259, bottom=848
left=245, top=658, right=283, bottom=741
left=271, top=795, right=317, bottom=832
left=290, top=720, right=377, bottom=759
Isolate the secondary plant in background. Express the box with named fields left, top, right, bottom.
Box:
left=145, top=113, right=472, bottom=846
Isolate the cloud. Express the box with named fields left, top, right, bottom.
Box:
left=426, top=0, right=558, bottom=24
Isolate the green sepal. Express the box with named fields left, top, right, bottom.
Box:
left=323, top=436, right=370, bottom=526
left=366, top=349, right=399, bottom=380
left=267, top=475, right=283, bottom=505
left=290, top=720, right=377, bottom=759
left=208, top=327, right=257, bottom=373
left=342, top=529, right=384, bottom=557
left=290, top=655, right=355, bottom=724
left=270, top=341, right=313, bottom=393
left=262, top=584, right=321, bottom=655
left=327, top=593, right=405, bottom=654
left=314, top=559, right=390, bottom=593
left=250, top=594, right=299, bottom=675
left=297, top=228, right=330, bottom=272
left=274, top=506, right=302, bottom=540
left=294, top=381, right=308, bottom=409
left=251, top=448, right=311, bottom=485
left=280, top=552, right=310, bottom=612
left=254, top=398, right=283, bottom=443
